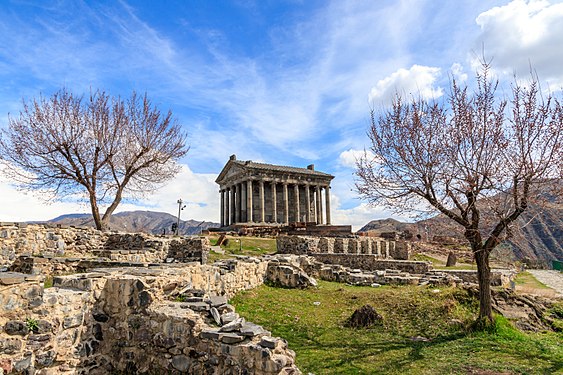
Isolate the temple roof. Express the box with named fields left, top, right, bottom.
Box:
left=215, top=155, right=334, bottom=184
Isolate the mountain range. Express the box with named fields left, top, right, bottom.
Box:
left=359, top=203, right=563, bottom=264
left=47, top=210, right=220, bottom=235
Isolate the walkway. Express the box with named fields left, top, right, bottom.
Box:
left=528, top=270, right=563, bottom=297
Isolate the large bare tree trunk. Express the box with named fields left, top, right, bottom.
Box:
left=474, top=247, right=493, bottom=323
left=89, top=193, right=104, bottom=231
left=100, top=188, right=124, bottom=231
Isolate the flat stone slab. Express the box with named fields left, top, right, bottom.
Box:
left=220, top=312, right=238, bottom=325
left=220, top=333, right=245, bottom=344
left=180, top=302, right=209, bottom=312
left=200, top=329, right=222, bottom=341
left=0, top=272, right=26, bottom=285
left=210, top=307, right=221, bottom=326
left=259, top=336, right=278, bottom=349
left=207, top=295, right=228, bottom=307
left=240, top=322, right=269, bottom=337
left=219, top=317, right=244, bottom=332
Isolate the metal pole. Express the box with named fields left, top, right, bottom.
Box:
left=176, top=199, right=184, bottom=236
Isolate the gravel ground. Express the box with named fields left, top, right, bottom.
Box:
left=528, top=270, right=563, bottom=297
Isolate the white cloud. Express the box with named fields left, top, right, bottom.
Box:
left=330, top=194, right=409, bottom=231
left=338, top=149, right=375, bottom=169
left=0, top=163, right=220, bottom=223
left=451, top=62, right=468, bottom=82
left=474, top=0, right=563, bottom=86
left=136, top=164, right=219, bottom=223
left=368, top=65, right=444, bottom=106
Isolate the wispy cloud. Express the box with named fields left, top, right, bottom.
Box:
left=474, top=0, right=563, bottom=86
left=368, top=65, right=443, bottom=106
left=1, top=0, right=562, bottom=226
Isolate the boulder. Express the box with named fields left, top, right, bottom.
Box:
left=265, top=262, right=317, bottom=289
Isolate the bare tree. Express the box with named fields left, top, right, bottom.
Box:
left=356, top=63, right=562, bottom=324
left=0, top=88, right=188, bottom=231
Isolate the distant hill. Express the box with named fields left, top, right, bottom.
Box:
left=47, top=210, right=220, bottom=235
left=359, top=203, right=563, bottom=264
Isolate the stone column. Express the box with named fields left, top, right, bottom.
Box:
left=247, top=180, right=253, bottom=223
left=294, top=184, right=300, bottom=222
left=241, top=182, right=247, bottom=221
left=271, top=182, right=277, bottom=223
left=325, top=185, right=331, bottom=225
left=283, top=183, right=289, bottom=224
left=231, top=185, right=237, bottom=224
left=234, top=184, right=240, bottom=223
left=316, top=185, right=323, bottom=224
left=305, top=185, right=311, bottom=222
left=223, top=189, right=226, bottom=226
left=225, top=188, right=230, bottom=226
left=259, top=180, right=265, bottom=223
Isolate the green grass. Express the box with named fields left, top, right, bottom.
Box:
left=43, top=276, right=53, bottom=288
left=515, top=271, right=550, bottom=289
left=231, top=281, right=563, bottom=374
left=207, top=235, right=277, bottom=263
left=412, top=253, right=476, bottom=271
left=412, top=253, right=444, bottom=265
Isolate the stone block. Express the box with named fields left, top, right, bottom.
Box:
left=210, top=307, right=221, bottom=326
left=200, top=329, right=222, bottom=341
left=240, top=322, right=269, bottom=337
left=0, top=272, right=25, bottom=285
left=171, top=355, right=191, bottom=372
left=221, top=333, right=244, bottom=344
left=207, top=295, right=228, bottom=307
left=0, top=338, right=23, bottom=354
left=259, top=336, right=278, bottom=349
left=63, top=313, right=84, bottom=329
left=4, top=321, right=29, bottom=336
left=219, top=317, right=245, bottom=332
left=221, top=312, right=238, bottom=325
left=182, top=302, right=209, bottom=312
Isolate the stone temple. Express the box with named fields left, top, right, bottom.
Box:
left=215, top=155, right=334, bottom=227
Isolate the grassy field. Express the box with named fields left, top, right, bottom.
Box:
left=207, top=235, right=277, bottom=262
left=231, top=281, right=563, bottom=374
left=412, top=253, right=477, bottom=271
left=513, top=271, right=559, bottom=298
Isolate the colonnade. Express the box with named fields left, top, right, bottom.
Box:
left=219, top=180, right=331, bottom=227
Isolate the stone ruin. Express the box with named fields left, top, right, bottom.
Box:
left=0, top=222, right=518, bottom=374
left=0, top=223, right=303, bottom=374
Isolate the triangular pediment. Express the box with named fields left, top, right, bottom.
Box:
left=215, top=161, right=246, bottom=185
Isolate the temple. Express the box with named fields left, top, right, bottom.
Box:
left=215, top=155, right=334, bottom=227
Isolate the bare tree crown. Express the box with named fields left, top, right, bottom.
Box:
left=357, top=64, right=562, bottom=235
left=356, top=63, right=562, bottom=322
left=0, top=88, right=188, bottom=230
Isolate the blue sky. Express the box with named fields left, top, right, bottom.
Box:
left=1, top=0, right=563, bottom=229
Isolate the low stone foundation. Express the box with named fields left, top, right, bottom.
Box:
left=276, top=235, right=412, bottom=260
left=436, top=269, right=517, bottom=288
left=310, top=254, right=432, bottom=274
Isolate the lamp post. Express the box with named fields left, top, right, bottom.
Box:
left=176, top=199, right=186, bottom=236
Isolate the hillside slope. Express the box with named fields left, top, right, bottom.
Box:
left=359, top=204, right=563, bottom=264
left=47, top=210, right=220, bottom=235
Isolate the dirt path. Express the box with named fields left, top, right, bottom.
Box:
left=528, top=270, right=563, bottom=297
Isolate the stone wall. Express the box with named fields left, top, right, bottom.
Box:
left=0, top=224, right=210, bottom=269
left=0, top=258, right=299, bottom=375
left=310, top=254, right=432, bottom=274
left=437, top=269, right=517, bottom=288
left=0, top=223, right=105, bottom=269
left=276, top=235, right=412, bottom=260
